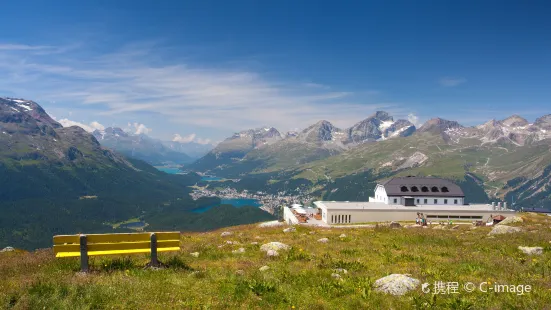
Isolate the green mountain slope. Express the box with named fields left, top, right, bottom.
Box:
left=0, top=98, right=274, bottom=250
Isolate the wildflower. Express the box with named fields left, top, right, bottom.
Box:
left=532, top=258, right=538, bottom=263
left=299, top=248, right=303, bottom=252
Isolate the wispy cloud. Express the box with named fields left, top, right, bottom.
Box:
left=438, top=77, right=467, bottom=87
left=0, top=44, right=54, bottom=51
left=0, top=42, right=411, bottom=139
left=173, top=133, right=211, bottom=145
left=57, top=119, right=105, bottom=132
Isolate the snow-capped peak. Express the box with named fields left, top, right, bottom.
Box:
left=379, top=120, right=395, bottom=131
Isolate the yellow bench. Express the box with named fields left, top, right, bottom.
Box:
left=53, top=232, right=180, bottom=271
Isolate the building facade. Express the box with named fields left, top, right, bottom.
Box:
left=314, top=177, right=514, bottom=225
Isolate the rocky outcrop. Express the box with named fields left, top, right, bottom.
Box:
left=488, top=225, right=522, bottom=235
left=518, top=246, right=543, bottom=255
left=373, top=274, right=420, bottom=296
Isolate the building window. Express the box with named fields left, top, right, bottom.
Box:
left=421, top=186, right=429, bottom=192
left=441, top=187, right=449, bottom=192
left=331, top=215, right=334, bottom=223
left=400, top=186, right=409, bottom=192
left=416, top=199, right=420, bottom=203
left=454, top=199, right=458, bottom=204
left=393, top=198, right=397, bottom=203
left=348, top=215, right=351, bottom=223
left=424, top=199, right=428, bottom=204
left=444, top=199, right=448, bottom=204
left=434, top=199, right=438, bottom=204
left=431, top=186, right=439, bottom=192
left=411, top=186, right=419, bottom=192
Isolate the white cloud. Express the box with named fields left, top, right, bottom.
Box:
left=438, top=77, right=467, bottom=87
left=58, top=119, right=105, bottom=132
left=173, top=133, right=196, bottom=143
left=90, top=121, right=105, bottom=131
left=0, top=42, right=410, bottom=138
left=195, top=137, right=212, bottom=145
left=131, top=123, right=151, bottom=135
left=172, top=133, right=212, bottom=145
left=407, top=113, right=422, bottom=127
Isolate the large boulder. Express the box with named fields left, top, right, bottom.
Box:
left=374, top=274, right=420, bottom=296
left=488, top=225, right=523, bottom=235
left=497, top=216, right=523, bottom=225
left=0, top=246, right=15, bottom=252
left=518, top=246, right=544, bottom=255
left=260, top=242, right=290, bottom=252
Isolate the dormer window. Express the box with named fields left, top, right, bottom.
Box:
left=400, top=186, right=409, bottom=192
left=421, top=186, right=429, bottom=192
left=411, top=186, right=419, bottom=192
left=431, top=186, right=439, bottom=192
left=441, top=187, right=449, bottom=192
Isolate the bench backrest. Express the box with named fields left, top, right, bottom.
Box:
left=53, top=232, right=180, bottom=258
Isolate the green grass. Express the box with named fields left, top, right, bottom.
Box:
left=1, top=213, right=551, bottom=309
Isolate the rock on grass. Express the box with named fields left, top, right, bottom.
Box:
left=498, top=216, right=524, bottom=225
left=258, top=221, right=284, bottom=228
left=318, top=238, right=329, bottom=243
left=488, top=225, right=523, bottom=235
left=260, top=242, right=290, bottom=252
left=374, top=274, right=420, bottom=296
left=221, top=232, right=232, bottom=237
left=518, top=246, right=544, bottom=255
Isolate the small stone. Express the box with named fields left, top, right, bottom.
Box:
left=318, top=238, right=329, bottom=243
left=0, top=246, right=15, bottom=252
left=235, top=270, right=245, bottom=276
left=309, top=231, right=316, bottom=235
left=339, top=234, right=347, bottom=238
left=283, top=227, right=296, bottom=233
left=518, top=246, right=544, bottom=255
left=221, top=232, right=232, bottom=237
left=331, top=273, right=342, bottom=279
left=451, top=225, right=460, bottom=230
left=217, top=245, right=224, bottom=248
left=250, top=242, right=258, bottom=245
left=373, top=274, right=420, bottom=296
left=260, top=242, right=290, bottom=252
left=226, top=241, right=234, bottom=245
left=259, top=265, right=270, bottom=272
left=232, top=248, right=246, bottom=254
left=334, top=268, right=348, bottom=274
left=190, top=252, right=200, bottom=258
left=266, top=249, right=279, bottom=257
left=255, top=236, right=262, bottom=239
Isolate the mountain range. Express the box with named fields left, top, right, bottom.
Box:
left=189, top=111, right=551, bottom=209
left=92, top=127, right=214, bottom=165
left=0, top=97, right=272, bottom=250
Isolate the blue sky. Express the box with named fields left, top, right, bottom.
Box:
left=1, top=1, right=550, bottom=144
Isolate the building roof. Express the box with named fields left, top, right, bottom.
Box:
left=381, top=177, right=465, bottom=197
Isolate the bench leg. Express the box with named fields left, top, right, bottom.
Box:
left=150, top=233, right=159, bottom=267
left=80, top=234, right=89, bottom=272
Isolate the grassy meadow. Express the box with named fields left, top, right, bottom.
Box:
left=1, top=213, right=551, bottom=309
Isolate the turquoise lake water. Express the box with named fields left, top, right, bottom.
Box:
left=154, top=166, right=261, bottom=212
left=155, top=166, right=182, bottom=174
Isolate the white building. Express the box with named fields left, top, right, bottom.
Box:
left=305, top=177, right=515, bottom=225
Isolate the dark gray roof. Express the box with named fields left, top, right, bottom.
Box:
left=381, top=177, right=465, bottom=197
